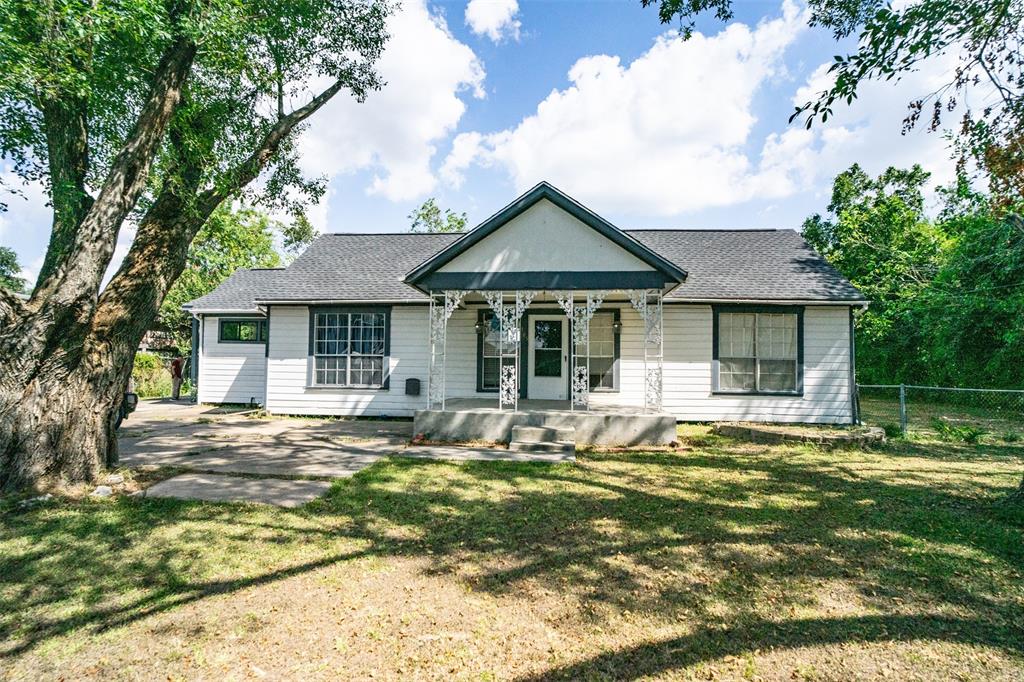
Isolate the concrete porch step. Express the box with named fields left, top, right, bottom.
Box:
left=508, top=440, right=575, bottom=454
left=511, top=425, right=575, bottom=444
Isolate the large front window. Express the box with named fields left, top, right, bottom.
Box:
left=312, top=311, right=387, bottom=387
left=716, top=309, right=800, bottom=394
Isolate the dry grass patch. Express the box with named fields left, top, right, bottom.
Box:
left=1, top=435, right=1022, bottom=680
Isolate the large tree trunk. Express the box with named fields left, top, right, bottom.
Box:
left=0, top=73, right=347, bottom=491
left=0, top=349, right=130, bottom=489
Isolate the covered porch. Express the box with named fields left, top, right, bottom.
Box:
left=403, top=183, right=689, bottom=447
left=411, top=288, right=679, bottom=447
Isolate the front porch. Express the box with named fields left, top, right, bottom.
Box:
left=413, top=397, right=678, bottom=447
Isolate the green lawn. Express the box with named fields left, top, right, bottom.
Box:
left=2, top=431, right=1023, bottom=680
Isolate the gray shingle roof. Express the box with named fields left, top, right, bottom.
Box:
left=182, top=267, right=287, bottom=312
left=184, top=229, right=864, bottom=311
left=629, top=229, right=865, bottom=302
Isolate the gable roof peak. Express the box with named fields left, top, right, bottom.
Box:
left=404, top=181, right=688, bottom=290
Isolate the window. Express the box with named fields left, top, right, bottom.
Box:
left=479, top=311, right=512, bottom=391
left=578, top=312, right=616, bottom=390
left=534, top=320, right=563, bottom=377
left=311, top=310, right=388, bottom=387
left=219, top=318, right=267, bottom=343
left=715, top=309, right=801, bottom=394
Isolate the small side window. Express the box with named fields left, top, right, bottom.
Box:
left=219, top=318, right=267, bottom=344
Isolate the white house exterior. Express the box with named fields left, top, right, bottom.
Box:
left=185, top=182, right=866, bottom=426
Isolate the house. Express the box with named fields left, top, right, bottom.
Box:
left=184, top=182, right=866, bottom=445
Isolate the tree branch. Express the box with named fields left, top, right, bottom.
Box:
left=30, top=37, right=196, bottom=311
left=198, top=78, right=347, bottom=212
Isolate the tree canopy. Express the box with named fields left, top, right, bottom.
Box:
left=0, top=247, right=25, bottom=293
left=804, top=164, right=1024, bottom=388
left=408, top=198, right=467, bottom=233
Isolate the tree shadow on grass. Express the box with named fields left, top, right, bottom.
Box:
left=1, top=439, right=1022, bottom=672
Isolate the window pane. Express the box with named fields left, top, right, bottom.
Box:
left=757, top=313, right=797, bottom=359
left=758, top=359, right=796, bottom=392
left=719, top=313, right=755, bottom=358
left=534, top=320, right=562, bottom=349
left=482, top=357, right=500, bottom=389
left=589, top=356, right=614, bottom=389
left=482, top=313, right=501, bottom=357
left=238, top=322, right=257, bottom=341
left=350, top=356, right=383, bottom=386
left=535, top=349, right=561, bottom=377
left=720, top=357, right=756, bottom=391
left=315, top=356, right=347, bottom=386
left=222, top=321, right=238, bottom=341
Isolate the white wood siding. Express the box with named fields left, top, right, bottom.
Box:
left=590, top=304, right=853, bottom=423
left=258, top=303, right=853, bottom=423
left=265, top=306, right=432, bottom=416
left=197, top=315, right=267, bottom=405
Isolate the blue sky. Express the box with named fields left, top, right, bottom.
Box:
left=1, top=0, right=961, bottom=285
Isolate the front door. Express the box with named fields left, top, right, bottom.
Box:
left=527, top=315, right=568, bottom=400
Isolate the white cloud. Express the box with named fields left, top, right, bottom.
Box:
left=442, top=0, right=810, bottom=215
left=775, top=50, right=972, bottom=204
left=296, top=0, right=485, bottom=202
left=465, top=0, right=521, bottom=43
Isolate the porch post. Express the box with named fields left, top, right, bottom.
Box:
left=629, top=289, right=664, bottom=412
left=484, top=291, right=534, bottom=410
left=556, top=290, right=605, bottom=411
left=427, top=290, right=465, bottom=411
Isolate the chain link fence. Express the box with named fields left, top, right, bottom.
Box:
left=857, top=384, right=1024, bottom=443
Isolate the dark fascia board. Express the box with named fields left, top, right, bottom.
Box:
left=403, top=181, right=688, bottom=290
left=417, top=270, right=669, bottom=291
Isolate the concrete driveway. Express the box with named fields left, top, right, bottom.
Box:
left=119, top=399, right=413, bottom=478
left=120, top=400, right=564, bottom=507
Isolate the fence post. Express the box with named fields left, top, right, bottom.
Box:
left=898, top=384, right=908, bottom=436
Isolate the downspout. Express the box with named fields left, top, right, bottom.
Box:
left=263, top=304, right=271, bottom=411
left=849, top=306, right=860, bottom=425
left=190, top=315, right=200, bottom=402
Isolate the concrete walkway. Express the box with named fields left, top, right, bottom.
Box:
left=143, top=473, right=333, bottom=508
left=121, top=399, right=568, bottom=507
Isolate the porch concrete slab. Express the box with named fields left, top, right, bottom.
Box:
left=398, top=445, right=574, bottom=463
left=413, top=400, right=677, bottom=447
left=144, top=473, right=332, bottom=508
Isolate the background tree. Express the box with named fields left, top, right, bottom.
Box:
left=281, top=212, right=320, bottom=261
left=159, top=206, right=282, bottom=350
left=408, top=197, right=467, bottom=233
left=802, top=164, right=945, bottom=384
left=0, top=247, right=25, bottom=293
left=0, top=0, right=391, bottom=489
left=644, top=0, right=1024, bottom=201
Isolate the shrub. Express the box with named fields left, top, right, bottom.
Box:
left=881, top=423, right=903, bottom=439
left=1001, top=431, right=1021, bottom=443
left=132, top=351, right=171, bottom=399
left=931, top=417, right=985, bottom=444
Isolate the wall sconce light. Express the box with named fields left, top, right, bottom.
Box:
left=612, top=320, right=623, bottom=334
left=475, top=321, right=487, bottom=335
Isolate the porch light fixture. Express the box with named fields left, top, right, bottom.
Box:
left=475, top=320, right=486, bottom=335
left=612, top=320, right=623, bottom=333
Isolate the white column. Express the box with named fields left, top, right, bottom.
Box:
left=427, top=290, right=465, bottom=411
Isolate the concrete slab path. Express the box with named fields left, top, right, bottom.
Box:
left=144, top=473, right=333, bottom=508
left=399, top=445, right=575, bottom=463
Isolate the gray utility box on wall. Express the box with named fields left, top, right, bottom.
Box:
left=405, top=378, right=421, bottom=396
